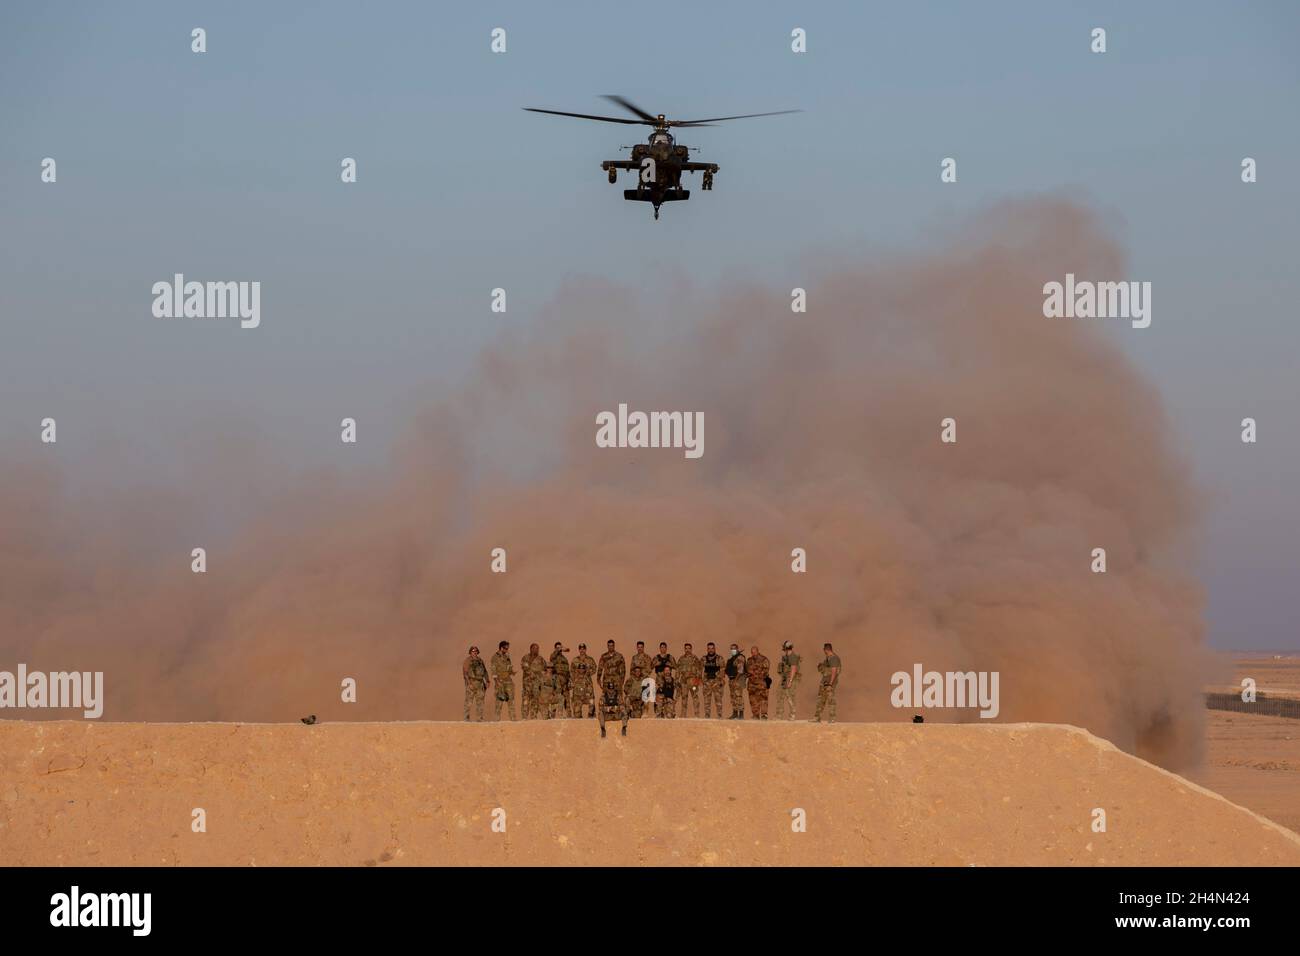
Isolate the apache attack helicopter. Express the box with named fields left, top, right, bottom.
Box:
left=524, top=95, right=800, bottom=220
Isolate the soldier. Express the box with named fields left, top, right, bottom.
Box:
left=812, top=643, right=842, bottom=723
left=490, top=640, right=516, bottom=721
left=747, top=645, right=771, bottom=720
left=521, top=643, right=547, bottom=719
left=597, top=676, right=629, bottom=738
left=631, top=641, right=653, bottom=682
left=651, top=642, right=676, bottom=676
left=775, top=641, right=801, bottom=720
left=624, top=665, right=646, bottom=719
left=598, top=639, right=626, bottom=688
left=725, top=643, right=747, bottom=719
left=462, top=645, right=489, bottom=721
left=656, top=663, right=677, bottom=718
left=539, top=663, right=559, bottom=718
left=700, top=641, right=725, bottom=718
left=550, top=642, right=572, bottom=717
left=677, top=643, right=702, bottom=718
left=570, top=642, right=597, bottom=718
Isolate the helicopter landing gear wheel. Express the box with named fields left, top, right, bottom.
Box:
left=702, top=171, right=713, bottom=191
left=608, top=167, right=617, bottom=184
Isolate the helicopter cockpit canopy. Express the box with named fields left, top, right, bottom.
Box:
left=649, top=131, right=673, bottom=146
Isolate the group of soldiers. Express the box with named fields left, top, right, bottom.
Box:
left=462, top=639, right=842, bottom=736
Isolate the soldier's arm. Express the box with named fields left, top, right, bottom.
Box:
left=830, top=665, right=840, bottom=686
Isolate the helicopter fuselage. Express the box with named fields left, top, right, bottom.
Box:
left=525, top=97, right=797, bottom=220
left=600, top=129, right=718, bottom=218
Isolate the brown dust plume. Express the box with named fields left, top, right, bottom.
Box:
left=0, top=198, right=1208, bottom=768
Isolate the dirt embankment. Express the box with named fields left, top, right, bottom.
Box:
left=2, top=720, right=1297, bottom=866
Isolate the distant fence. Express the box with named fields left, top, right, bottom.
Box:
left=1205, top=692, right=1300, bottom=719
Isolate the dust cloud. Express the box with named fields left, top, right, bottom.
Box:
left=0, top=198, right=1209, bottom=768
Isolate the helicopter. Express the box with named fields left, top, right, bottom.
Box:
left=524, top=95, right=800, bottom=220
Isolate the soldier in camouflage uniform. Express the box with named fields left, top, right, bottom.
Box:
left=462, top=645, right=489, bottom=721
left=631, top=641, right=653, bottom=683
left=677, top=643, right=703, bottom=718
left=746, top=645, right=771, bottom=720
left=520, top=643, right=547, bottom=719
left=700, top=642, right=726, bottom=718
left=624, top=665, right=646, bottom=718
left=490, top=640, right=516, bottom=721
left=597, top=675, right=628, bottom=738
left=597, top=639, right=626, bottom=688
left=550, top=642, right=572, bottom=717
left=570, top=643, right=597, bottom=718
left=812, top=643, right=842, bottom=723
left=655, top=639, right=676, bottom=697
left=775, top=641, right=801, bottom=720
left=726, top=643, right=747, bottom=719
left=539, top=663, right=560, bottom=718
left=655, top=663, right=677, bottom=718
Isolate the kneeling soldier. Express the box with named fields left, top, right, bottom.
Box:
left=598, top=676, right=629, bottom=738
left=656, top=664, right=677, bottom=718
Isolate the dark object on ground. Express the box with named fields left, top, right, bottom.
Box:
left=1204, top=691, right=1300, bottom=720
left=301, top=715, right=317, bottom=725
left=913, top=715, right=924, bottom=724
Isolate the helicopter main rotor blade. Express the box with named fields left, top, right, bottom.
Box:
left=671, top=109, right=802, bottom=127
left=601, top=95, right=660, bottom=123
left=523, top=107, right=648, bottom=125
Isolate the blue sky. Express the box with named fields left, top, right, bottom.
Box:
left=2, top=1, right=1298, bottom=648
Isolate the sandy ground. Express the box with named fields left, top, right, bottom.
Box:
left=1192, top=710, right=1300, bottom=835
left=1210, top=654, right=1300, bottom=699
left=1195, top=653, right=1300, bottom=833
left=2, top=719, right=1298, bottom=866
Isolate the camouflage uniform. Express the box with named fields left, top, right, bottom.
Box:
left=747, top=652, right=771, bottom=719
left=550, top=648, right=572, bottom=717
left=539, top=668, right=559, bottom=718
left=597, top=649, right=626, bottom=688
left=655, top=670, right=677, bottom=718
left=775, top=649, right=802, bottom=720
left=521, top=650, right=547, bottom=719
left=463, top=654, right=489, bottom=721
left=571, top=651, right=597, bottom=717
left=631, top=650, right=654, bottom=683
left=597, top=677, right=629, bottom=737
left=814, top=653, right=842, bottom=723
left=490, top=649, right=516, bottom=721
left=677, top=651, right=702, bottom=717
left=651, top=652, right=675, bottom=695
left=726, top=651, right=747, bottom=718
left=624, top=669, right=645, bottom=718
left=700, top=650, right=726, bottom=718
